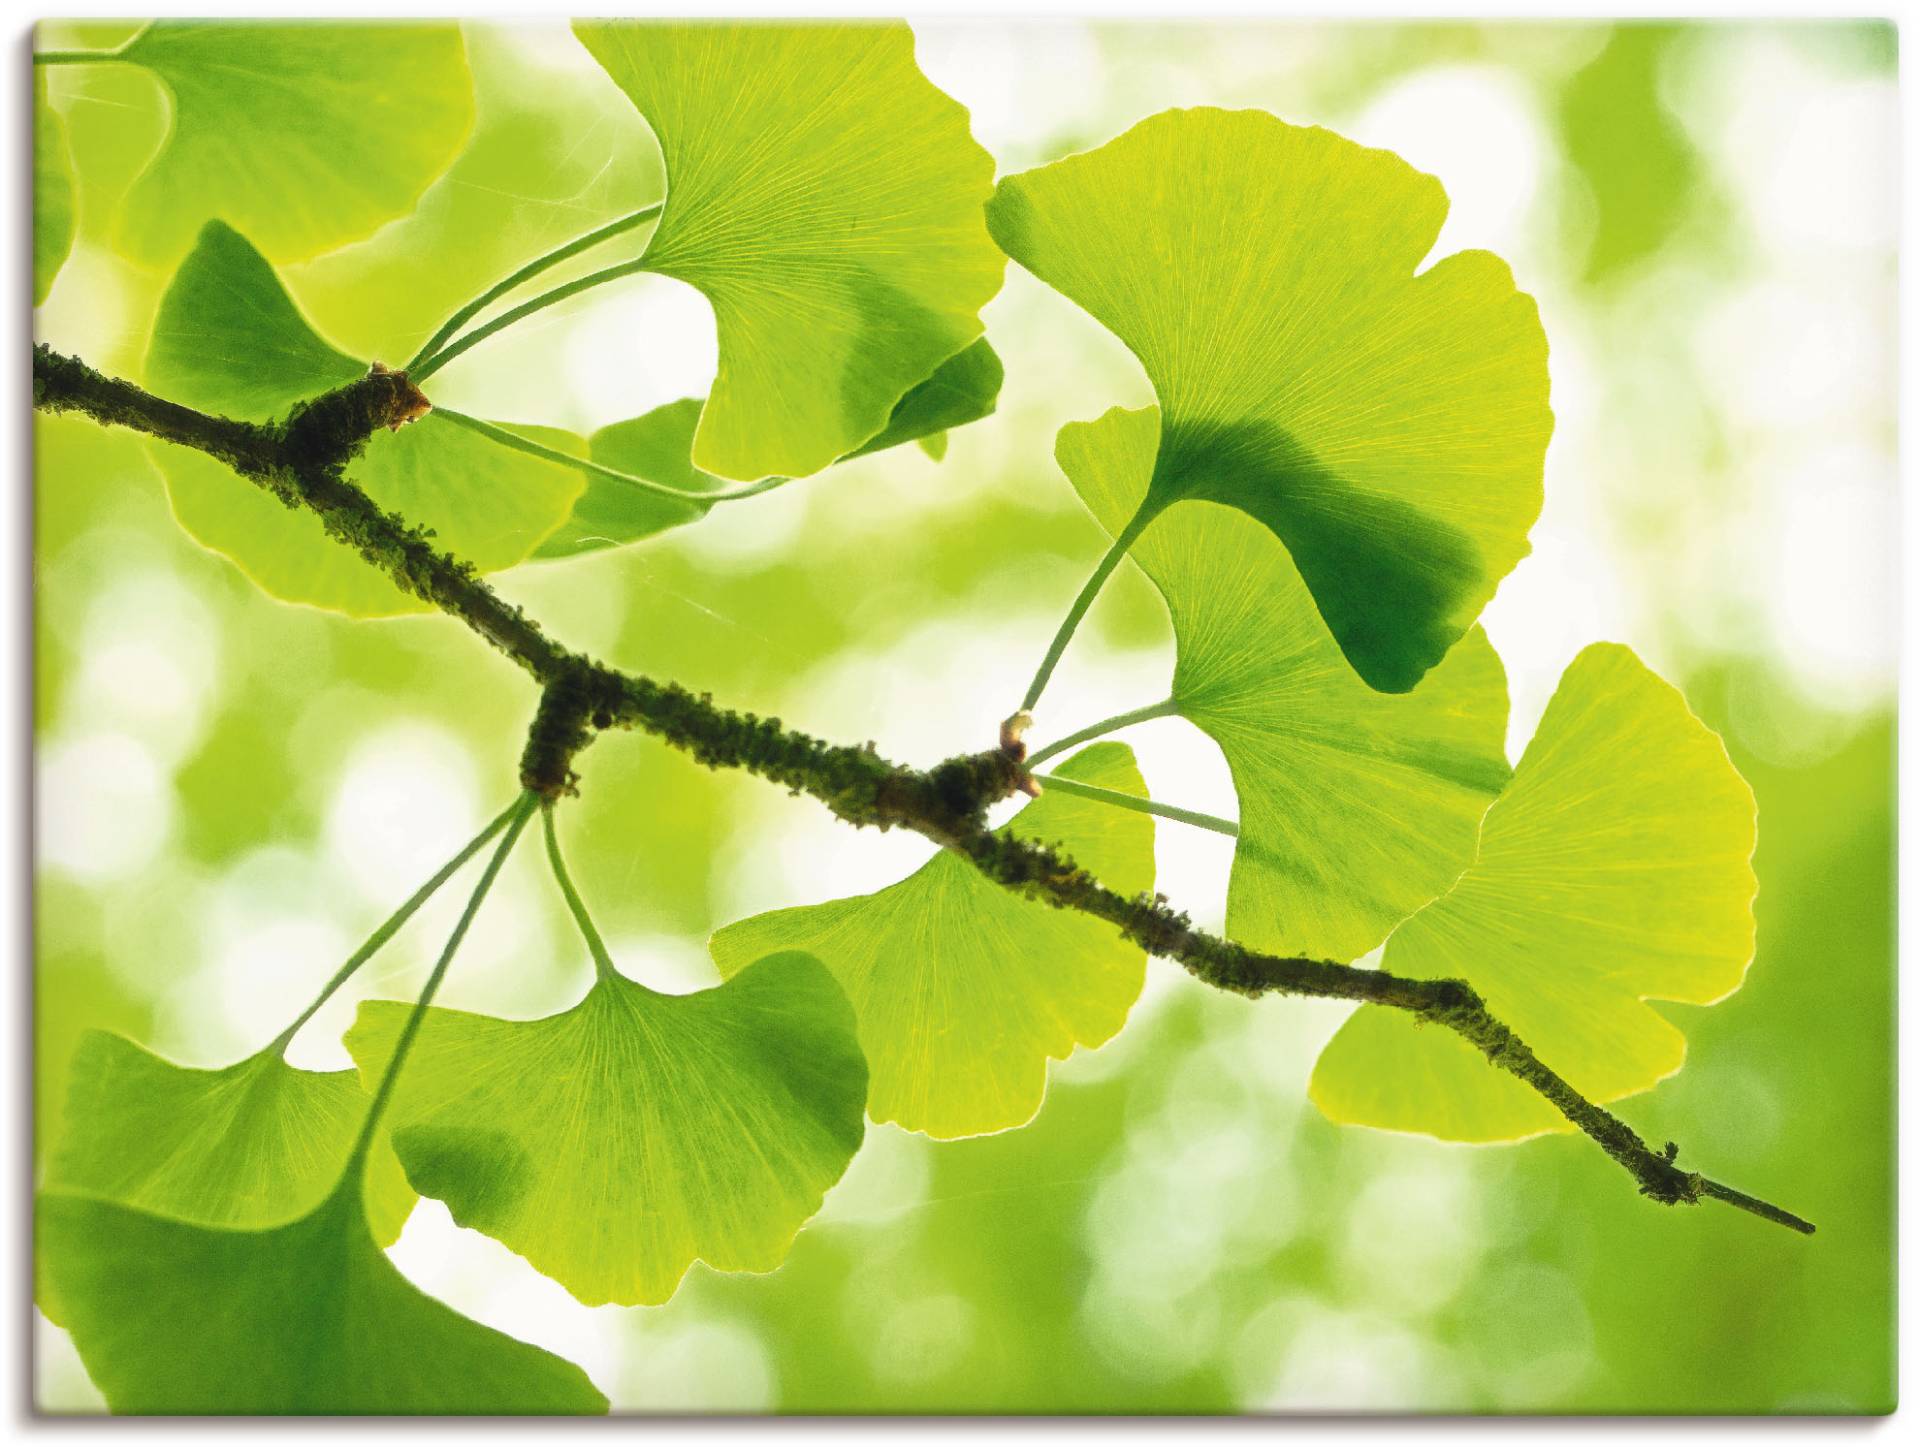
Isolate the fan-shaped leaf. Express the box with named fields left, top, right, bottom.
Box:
left=573, top=21, right=1004, bottom=481
left=113, top=21, right=475, bottom=266
left=989, top=107, right=1552, bottom=693
left=46, top=1030, right=412, bottom=1245
left=532, top=339, right=1003, bottom=560
left=1309, top=643, right=1759, bottom=1141
left=709, top=743, right=1154, bottom=1139
left=343, top=951, right=866, bottom=1307
left=33, top=70, right=74, bottom=306
left=37, top=1181, right=607, bottom=1414
left=1058, top=407, right=1511, bottom=962
left=145, top=221, right=583, bottom=616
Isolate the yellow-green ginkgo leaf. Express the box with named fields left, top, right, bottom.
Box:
left=532, top=338, right=1004, bottom=560
left=343, top=951, right=866, bottom=1308
left=709, top=743, right=1155, bottom=1139
left=1309, top=643, right=1759, bottom=1142
left=37, top=1179, right=607, bottom=1414
left=112, top=21, right=475, bottom=267
left=989, top=107, right=1553, bottom=693
left=33, top=70, right=74, bottom=306
left=573, top=21, right=1004, bottom=481
left=1059, top=407, right=1512, bottom=963
left=45, top=1030, right=413, bottom=1246
left=145, top=221, right=583, bottom=616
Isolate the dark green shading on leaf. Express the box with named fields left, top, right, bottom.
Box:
left=145, top=221, right=583, bottom=615
left=33, top=70, right=75, bottom=306
left=36, top=1182, right=607, bottom=1414
left=989, top=107, right=1552, bottom=692
left=1058, top=406, right=1511, bottom=962
left=1311, top=643, right=1759, bottom=1141
left=709, top=744, right=1154, bottom=1139
left=344, top=951, right=867, bottom=1307
left=532, top=339, right=1003, bottom=560
left=46, top=1030, right=413, bottom=1246
left=573, top=21, right=1004, bottom=481
left=112, top=21, right=475, bottom=267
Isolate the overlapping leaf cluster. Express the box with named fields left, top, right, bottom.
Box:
left=34, top=19, right=1765, bottom=1415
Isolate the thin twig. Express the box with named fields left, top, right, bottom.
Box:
left=30, top=343, right=1814, bottom=1235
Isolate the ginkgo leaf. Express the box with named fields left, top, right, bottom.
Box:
left=46, top=1030, right=413, bottom=1246
left=709, top=743, right=1155, bottom=1140
left=112, top=21, right=475, bottom=267
left=1309, top=643, right=1759, bottom=1142
left=33, top=70, right=74, bottom=306
left=343, top=951, right=866, bottom=1308
left=37, top=1181, right=607, bottom=1414
left=989, top=107, right=1553, bottom=693
left=1058, top=407, right=1512, bottom=963
left=844, top=336, right=1003, bottom=461
left=146, top=221, right=583, bottom=616
left=574, top=21, right=1004, bottom=481
left=532, top=339, right=1003, bottom=560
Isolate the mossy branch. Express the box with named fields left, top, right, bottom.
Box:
left=30, top=343, right=1813, bottom=1236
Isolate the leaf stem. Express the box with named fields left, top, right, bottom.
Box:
left=1025, top=698, right=1180, bottom=770
left=33, top=49, right=129, bottom=66
left=271, top=799, right=522, bottom=1056
left=345, top=792, right=538, bottom=1173
left=433, top=407, right=792, bottom=505
left=410, top=256, right=653, bottom=383
left=1020, top=505, right=1155, bottom=714
left=1035, top=771, right=1237, bottom=837
left=542, top=803, right=617, bottom=983
left=402, top=203, right=665, bottom=375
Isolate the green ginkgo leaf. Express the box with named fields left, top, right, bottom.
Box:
left=709, top=743, right=1154, bottom=1140
left=146, top=221, right=583, bottom=616
left=1058, top=407, right=1512, bottom=963
left=532, top=339, right=1003, bottom=560
left=343, top=951, right=867, bottom=1308
left=1309, top=643, right=1759, bottom=1142
left=574, top=21, right=1005, bottom=481
left=46, top=1030, right=413, bottom=1246
left=989, top=107, right=1553, bottom=693
left=112, top=21, right=475, bottom=267
left=33, top=70, right=74, bottom=306
left=37, top=1181, right=607, bottom=1414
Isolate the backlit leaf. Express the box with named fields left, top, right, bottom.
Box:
left=37, top=1181, right=607, bottom=1414
left=344, top=951, right=866, bottom=1307
left=1059, top=406, right=1511, bottom=962
left=33, top=70, right=74, bottom=306
left=145, top=221, right=583, bottom=616
left=532, top=339, right=1003, bottom=560
left=709, top=743, right=1154, bottom=1139
left=113, top=21, right=475, bottom=267
left=574, top=21, right=1004, bottom=481
left=1309, top=643, right=1759, bottom=1142
left=46, top=1030, right=413, bottom=1245
left=989, top=107, right=1553, bottom=693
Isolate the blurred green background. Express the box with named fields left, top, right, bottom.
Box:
left=34, top=19, right=1895, bottom=1413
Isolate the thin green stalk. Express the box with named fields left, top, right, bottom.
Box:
left=402, top=204, right=664, bottom=375
left=1025, top=698, right=1179, bottom=770
left=542, top=803, right=616, bottom=982
left=1020, top=505, right=1155, bottom=713
left=271, top=799, right=521, bottom=1054
left=410, top=257, right=653, bottom=383
left=1035, top=771, right=1238, bottom=837
left=434, top=408, right=792, bottom=504
left=33, top=49, right=128, bottom=65
left=345, top=792, right=537, bottom=1172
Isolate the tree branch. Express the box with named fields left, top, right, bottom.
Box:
left=30, top=343, right=1814, bottom=1235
